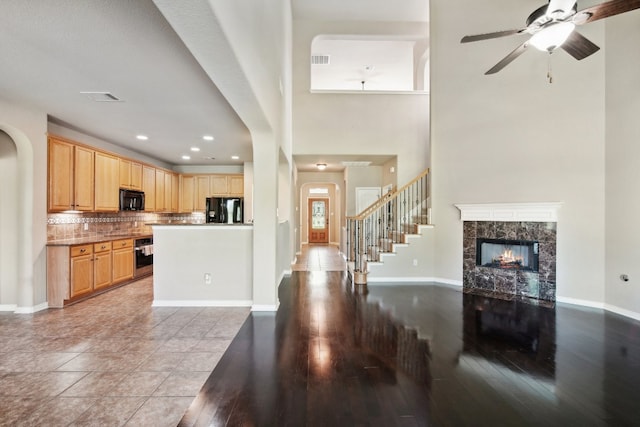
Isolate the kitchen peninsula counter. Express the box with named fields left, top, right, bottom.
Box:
left=151, top=223, right=253, bottom=307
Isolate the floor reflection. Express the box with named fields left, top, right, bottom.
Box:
left=462, top=292, right=556, bottom=379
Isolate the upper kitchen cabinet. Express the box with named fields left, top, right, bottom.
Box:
left=119, top=159, right=142, bottom=190
left=195, top=175, right=210, bottom=211
left=210, top=174, right=244, bottom=197
left=180, top=175, right=195, bottom=213
left=94, top=152, right=120, bottom=212
left=171, top=173, right=179, bottom=212
left=48, top=137, right=94, bottom=212
left=155, top=169, right=166, bottom=212
left=142, top=165, right=156, bottom=211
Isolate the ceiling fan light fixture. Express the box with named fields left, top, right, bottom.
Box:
left=529, top=22, right=575, bottom=52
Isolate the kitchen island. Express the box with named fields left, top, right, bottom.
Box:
left=150, top=223, right=253, bottom=307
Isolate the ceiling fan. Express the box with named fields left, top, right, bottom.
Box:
left=461, top=0, right=640, bottom=75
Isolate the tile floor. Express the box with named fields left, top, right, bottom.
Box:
left=291, top=244, right=346, bottom=272
left=0, top=277, right=249, bottom=427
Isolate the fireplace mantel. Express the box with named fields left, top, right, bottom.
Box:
left=455, top=202, right=562, bottom=222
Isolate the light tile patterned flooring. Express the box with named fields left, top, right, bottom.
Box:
left=291, top=244, right=347, bottom=272
left=0, top=277, right=249, bottom=427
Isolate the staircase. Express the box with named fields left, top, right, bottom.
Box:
left=346, top=169, right=431, bottom=285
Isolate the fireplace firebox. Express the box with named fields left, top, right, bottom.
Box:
left=476, top=238, right=539, bottom=272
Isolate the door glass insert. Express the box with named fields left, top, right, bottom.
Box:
left=312, top=201, right=326, bottom=229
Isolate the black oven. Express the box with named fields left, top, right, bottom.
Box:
left=134, top=237, right=153, bottom=277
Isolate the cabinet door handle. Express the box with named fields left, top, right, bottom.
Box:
left=101, top=245, right=106, bottom=249
left=80, top=249, right=86, bottom=253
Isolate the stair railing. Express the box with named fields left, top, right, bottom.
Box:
left=346, top=169, right=430, bottom=284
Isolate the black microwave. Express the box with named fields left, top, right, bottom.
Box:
left=119, top=189, right=145, bottom=211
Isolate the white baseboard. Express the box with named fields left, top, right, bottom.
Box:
left=603, top=303, right=640, bottom=322
left=152, top=300, right=252, bottom=307
left=367, top=277, right=463, bottom=287
left=556, top=296, right=605, bottom=309
left=251, top=304, right=278, bottom=312
left=3, top=302, right=49, bottom=314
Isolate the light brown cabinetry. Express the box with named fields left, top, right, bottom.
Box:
left=228, top=175, right=244, bottom=196
left=155, top=169, right=165, bottom=212
left=171, top=173, right=179, bottom=212
left=210, top=174, right=244, bottom=197
left=69, top=244, right=94, bottom=299
left=180, top=175, right=195, bottom=213
left=210, top=175, right=228, bottom=196
left=48, top=137, right=94, bottom=212
left=112, top=239, right=133, bottom=284
left=195, top=175, right=210, bottom=211
left=93, top=242, right=112, bottom=290
left=47, top=237, right=137, bottom=307
left=142, top=165, right=156, bottom=211
left=95, top=152, right=120, bottom=211
left=119, top=159, right=143, bottom=190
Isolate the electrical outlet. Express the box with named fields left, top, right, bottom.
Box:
left=413, top=259, right=418, bottom=266
left=83, top=223, right=88, bottom=231
left=204, top=273, right=212, bottom=285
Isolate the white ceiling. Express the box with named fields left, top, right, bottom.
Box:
left=0, top=0, right=428, bottom=168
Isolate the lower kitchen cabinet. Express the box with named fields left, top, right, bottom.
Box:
left=47, top=237, right=137, bottom=307
left=69, top=244, right=94, bottom=299
left=93, top=242, right=112, bottom=290
left=112, top=239, right=134, bottom=283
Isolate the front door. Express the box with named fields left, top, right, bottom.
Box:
left=308, top=198, right=329, bottom=244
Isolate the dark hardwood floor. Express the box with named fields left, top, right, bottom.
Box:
left=180, top=271, right=640, bottom=426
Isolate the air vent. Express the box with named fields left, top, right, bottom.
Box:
left=311, top=54, right=330, bottom=65
left=80, top=91, right=122, bottom=102
left=341, top=161, right=372, bottom=167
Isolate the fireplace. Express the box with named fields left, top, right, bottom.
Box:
left=476, top=238, right=539, bottom=272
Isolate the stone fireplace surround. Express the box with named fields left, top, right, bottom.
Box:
left=456, top=203, right=561, bottom=303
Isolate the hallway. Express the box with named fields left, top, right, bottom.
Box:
left=291, top=244, right=347, bottom=272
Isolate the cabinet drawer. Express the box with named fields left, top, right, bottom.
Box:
left=112, top=238, right=133, bottom=249
left=71, top=244, right=93, bottom=257
left=94, top=242, right=112, bottom=253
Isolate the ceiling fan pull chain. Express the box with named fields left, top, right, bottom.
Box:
left=547, top=52, right=553, bottom=84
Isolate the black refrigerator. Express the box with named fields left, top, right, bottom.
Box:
left=205, top=197, right=244, bottom=223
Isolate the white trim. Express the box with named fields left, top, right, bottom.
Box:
left=367, top=277, right=463, bottom=286
left=0, top=304, right=17, bottom=312
left=252, top=304, right=278, bottom=311
left=152, top=300, right=252, bottom=307
left=556, top=296, right=605, bottom=309
left=454, top=202, right=562, bottom=222
left=603, top=304, right=640, bottom=322
left=13, top=302, right=49, bottom=314
left=150, top=224, right=253, bottom=230
left=278, top=270, right=291, bottom=286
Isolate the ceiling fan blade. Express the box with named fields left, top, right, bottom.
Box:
left=560, top=31, right=600, bottom=60
left=573, top=0, right=640, bottom=25
left=461, top=29, right=524, bottom=43
left=485, top=41, right=529, bottom=75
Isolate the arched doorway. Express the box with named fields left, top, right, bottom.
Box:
left=0, top=124, right=35, bottom=312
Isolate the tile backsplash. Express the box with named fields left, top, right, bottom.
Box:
left=47, top=211, right=205, bottom=241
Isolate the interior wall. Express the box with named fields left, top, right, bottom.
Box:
left=604, top=12, right=640, bottom=318
left=0, top=131, right=18, bottom=307
left=292, top=19, right=430, bottom=185
left=381, top=157, right=398, bottom=191
left=430, top=0, right=606, bottom=303
left=0, top=100, right=48, bottom=311
left=345, top=166, right=382, bottom=216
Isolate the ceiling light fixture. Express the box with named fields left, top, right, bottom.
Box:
left=190, top=147, right=200, bottom=152
left=529, top=22, right=576, bottom=52
left=231, top=155, right=240, bottom=160
left=181, top=155, right=191, bottom=160
left=203, top=135, right=214, bottom=141
left=136, top=135, right=148, bottom=141
left=316, top=163, right=327, bottom=171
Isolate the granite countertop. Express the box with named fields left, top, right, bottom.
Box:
left=46, top=233, right=153, bottom=247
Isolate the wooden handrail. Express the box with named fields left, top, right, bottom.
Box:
left=347, top=168, right=430, bottom=221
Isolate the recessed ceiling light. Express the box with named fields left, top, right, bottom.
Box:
left=136, top=135, right=148, bottom=141
left=231, top=155, right=240, bottom=160
left=203, top=135, right=214, bottom=141
left=190, top=147, right=200, bottom=152
left=181, top=155, right=191, bottom=160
